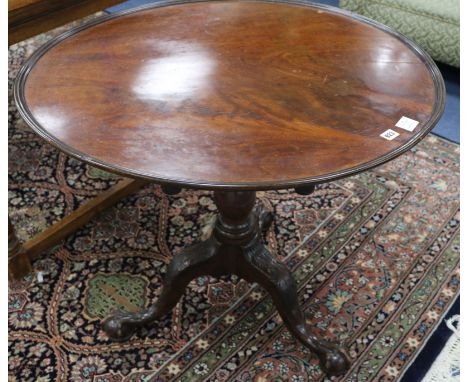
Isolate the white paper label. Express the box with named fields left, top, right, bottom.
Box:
left=380, top=129, right=400, bottom=140
left=395, top=116, right=419, bottom=132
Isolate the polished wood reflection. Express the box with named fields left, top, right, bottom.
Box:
left=17, top=0, right=444, bottom=189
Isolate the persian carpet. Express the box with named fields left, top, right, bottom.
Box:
left=8, top=16, right=460, bottom=382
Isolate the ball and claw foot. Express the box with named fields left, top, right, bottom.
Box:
left=102, top=310, right=139, bottom=342
left=318, top=345, right=351, bottom=376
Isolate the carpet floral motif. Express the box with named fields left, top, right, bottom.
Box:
left=9, top=15, right=459, bottom=382
left=83, top=273, right=149, bottom=320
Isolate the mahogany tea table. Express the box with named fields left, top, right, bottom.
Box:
left=14, top=0, right=444, bottom=376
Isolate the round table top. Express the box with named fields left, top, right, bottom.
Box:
left=15, top=0, right=445, bottom=190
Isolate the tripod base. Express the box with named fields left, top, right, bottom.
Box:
left=102, top=191, right=350, bottom=376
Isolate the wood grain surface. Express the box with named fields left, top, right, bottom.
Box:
left=15, top=0, right=445, bottom=190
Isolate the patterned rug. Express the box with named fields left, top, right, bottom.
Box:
left=8, top=15, right=460, bottom=382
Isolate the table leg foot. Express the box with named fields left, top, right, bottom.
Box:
left=9, top=218, right=32, bottom=280
left=102, top=237, right=221, bottom=341
left=242, top=242, right=350, bottom=376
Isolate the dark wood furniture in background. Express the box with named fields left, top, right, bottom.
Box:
left=14, top=0, right=445, bottom=375
left=9, top=0, right=126, bottom=45
left=8, top=0, right=144, bottom=280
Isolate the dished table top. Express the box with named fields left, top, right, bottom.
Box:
left=15, top=0, right=445, bottom=190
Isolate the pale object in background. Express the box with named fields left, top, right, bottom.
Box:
left=422, top=315, right=460, bottom=382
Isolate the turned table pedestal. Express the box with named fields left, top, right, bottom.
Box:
left=15, top=0, right=444, bottom=376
